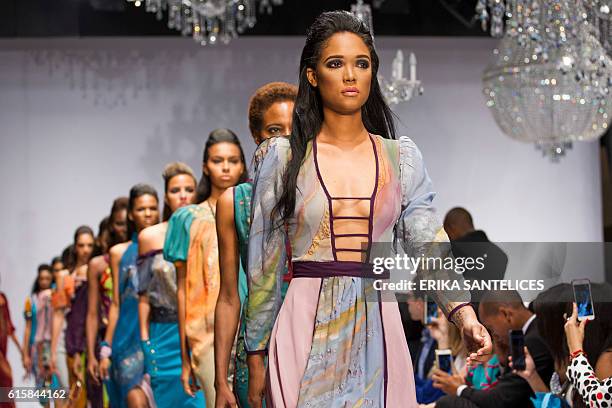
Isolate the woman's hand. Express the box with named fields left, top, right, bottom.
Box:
left=453, top=307, right=493, bottom=365
left=22, top=353, right=32, bottom=374
left=247, top=354, right=266, bottom=408
left=180, top=358, right=200, bottom=397
left=432, top=368, right=466, bottom=395
left=50, top=352, right=57, bottom=375
left=564, top=302, right=587, bottom=354
left=509, top=346, right=536, bottom=380
left=215, top=381, right=238, bottom=408
left=428, top=311, right=450, bottom=349
left=72, top=354, right=84, bottom=382
left=99, top=357, right=111, bottom=381
left=87, top=356, right=100, bottom=386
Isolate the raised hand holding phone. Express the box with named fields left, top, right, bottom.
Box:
left=564, top=302, right=587, bottom=354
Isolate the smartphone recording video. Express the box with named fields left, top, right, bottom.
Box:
left=436, top=349, right=453, bottom=374
left=509, top=329, right=525, bottom=371
left=424, top=297, right=438, bottom=325
left=572, top=279, right=595, bottom=321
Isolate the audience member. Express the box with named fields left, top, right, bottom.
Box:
left=443, top=207, right=508, bottom=306
left=435, top=290, right=554, bottom=408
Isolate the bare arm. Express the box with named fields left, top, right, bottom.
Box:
left=10, top=332, right=22, bottom=355
left=86, top=256, right=103, bottom=361
left=176, top=262, right=189, bottom=367
left=50, top=273, right=66, bottom=363
left=51, top=308, right=64, bottom=371
left=102, top=244, right=127, bottom=346
left=22, top=320, right=31, bottom=354
left=214, top=188, right=242, bottom=391
left=138, top=295, right=150, bottom=341
left=22, top=318, right=32, bottom=373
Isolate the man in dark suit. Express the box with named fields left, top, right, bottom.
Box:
left=432, top=290, right=554, bottom=408
left=443, top=207, right=508, bottom=307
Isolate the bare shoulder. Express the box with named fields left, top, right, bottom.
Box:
left=89, top=255, right=107, bottom=270
left=109, top=242, right=130, bottom=260
left=218, top=187, right=235, bottom=208
left=138, top=223, right=165, bottom=253
left=138, top=223, right=163, bottom=243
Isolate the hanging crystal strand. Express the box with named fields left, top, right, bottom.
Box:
left=476, top=0, right=490, bottom=31
left=491, top=0, right=506, bottom=37
left=209, top=16, right=221, bottom=44
left=259, top=0, right=272, bottom=14
left=605, top=18, right=611, bottom=51
left=506, top=0, right=518, bottom=38
left=182, top=4, right=193, bottom=36
left=222, top=2, right=236, bottom=44
left=192, top=9, right=204, bottom=45
left=351, top=0, right=374, bottom=35
left=145, top=0, right=158, bottom=14
left=167, top=0, right=181, bottom=30
left=246, top=0, right=257, bottom=30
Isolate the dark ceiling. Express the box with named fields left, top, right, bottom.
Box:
left=1, top=0, right=487, bottom=38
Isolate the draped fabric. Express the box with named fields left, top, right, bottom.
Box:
left=245, top=136, right=468, bottom=407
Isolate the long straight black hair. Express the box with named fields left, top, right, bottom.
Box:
left=274, top=11, right=396, bottom=226
left=195, top=128, right=249, bottom=203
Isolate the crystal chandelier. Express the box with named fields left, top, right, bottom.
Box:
left=129, top=0, right=283, bottom=46
left=379, top=50, right=423, bottom=106
left=350, top=0, right=423, bottom=106
left=583, top=0, right=612, bottom=55
left=478, top=0, right=612, bottom=160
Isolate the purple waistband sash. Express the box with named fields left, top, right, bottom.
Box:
left=292, top=261, right=390, bottom=279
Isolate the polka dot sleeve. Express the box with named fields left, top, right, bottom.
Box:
left=566, top=353, right=612, bottom=407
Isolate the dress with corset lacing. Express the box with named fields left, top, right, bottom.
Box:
left=245, top=135, right=467, bottom=408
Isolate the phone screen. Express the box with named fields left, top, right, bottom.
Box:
left=438, top=353, right=453, bottom=374
left=510, top=330, right=525, bottom=371
left=574, top=282, right=594, bottom=319
left=426, top=301, right=438, bottom=324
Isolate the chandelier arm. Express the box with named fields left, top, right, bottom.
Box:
left=437, top=0, right=478, bottom=29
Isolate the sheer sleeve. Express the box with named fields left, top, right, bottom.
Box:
left=137, top=254, right=155, bottom=296
left=244, top=137, right=290, bottom=353
left=163, top=205, right=195, bottom=263
left=395, top=136, right=470, bottom=316
left=567, top=354, right=612, bottom=408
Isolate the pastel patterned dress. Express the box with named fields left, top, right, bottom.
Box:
left=164, top=203, right=219, bottom=406
left=245, top=135, right=467, bottom=407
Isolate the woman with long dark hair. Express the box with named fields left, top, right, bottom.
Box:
left=99, top=184, right=159, bottom=408
left=213, top=82, right=297, bottom=408
left=163, top=131, right=247, bottom=406
left=23, top=264, right=56, bottom=406
left=511, top=283, right=612, bottom=408
left=244, top=11, right=491, bottom=407
left=86, top=197, right=128, bottom=407
left=137, top=162, right=205, bottom=407
left=51, top=225, right=95, bottom=407
left=564, top=283, right=612, bottom=408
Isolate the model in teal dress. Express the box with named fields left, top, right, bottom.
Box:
left=214, top=81, right=298, bottom=408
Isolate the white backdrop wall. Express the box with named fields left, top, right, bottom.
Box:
left=0, top=36, right=603, bottom=390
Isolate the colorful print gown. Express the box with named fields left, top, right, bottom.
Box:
left=164, top=203, right=220, bottom=407
left=245, top=135, right=467, bottom=407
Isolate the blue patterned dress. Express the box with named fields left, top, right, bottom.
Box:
left=108, top=236, right=146, bottom=407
